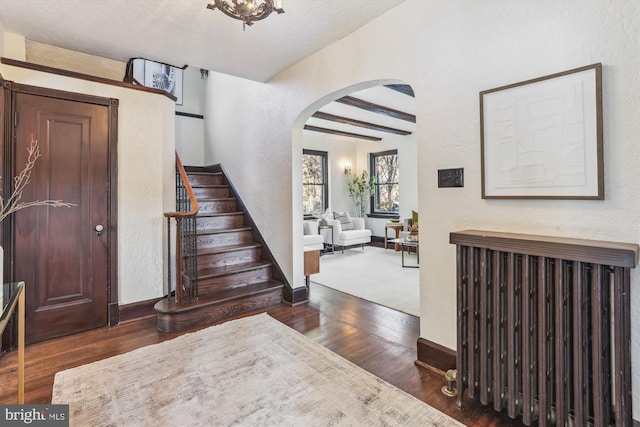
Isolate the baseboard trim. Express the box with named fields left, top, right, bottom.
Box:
left=415, top=337, right=456, bottom=375
left=108, top=302, right=119, bottom=326
left=283, top=285, right=308, bottom=305
left=119, top=297, right=164, bottom=323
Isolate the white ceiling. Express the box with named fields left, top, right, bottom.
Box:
left=0, top=0, right=414, bottom=142
left=0, top=0, right=404, bottom=83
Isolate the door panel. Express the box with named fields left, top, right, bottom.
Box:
left=14, top=93, right=109, bottom=344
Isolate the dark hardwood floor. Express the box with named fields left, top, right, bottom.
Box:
left=0, top=283, right=525, bottom=426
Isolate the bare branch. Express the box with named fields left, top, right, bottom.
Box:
left=0, top=136, right=76, bottom=223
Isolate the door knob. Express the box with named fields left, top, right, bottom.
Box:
left=95, top=224, right=104, bottom=236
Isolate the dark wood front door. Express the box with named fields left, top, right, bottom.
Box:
left=13, top=92, right=112, bottom=344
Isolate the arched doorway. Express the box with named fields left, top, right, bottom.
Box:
left=295, top=80, right=419, bottom=317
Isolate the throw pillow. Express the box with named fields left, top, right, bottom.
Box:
left=333, top=211, right=354, bottom=230
left=412, top=210, right=419, bottom=228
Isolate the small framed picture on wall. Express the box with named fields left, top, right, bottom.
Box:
left=125, top=58, right=184, bottom=105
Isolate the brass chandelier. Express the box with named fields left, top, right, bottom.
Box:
left=207, top=0, right=285, bottom=30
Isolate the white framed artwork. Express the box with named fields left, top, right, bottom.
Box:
left=480, top=63, right=603, bottom=199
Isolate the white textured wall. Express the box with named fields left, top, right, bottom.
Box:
left=176, top=66, right=205, bottom=166
left=204, top=0, right=640, bottom=417
left=2, top=31, right=25, bottom=60
left=26, top=40, right=126, bottom=81
left=204, top=71, right=301, bottom=285
left=0, top=23, right=5, bottom=56
left=1, top=35, right=176, bottom=305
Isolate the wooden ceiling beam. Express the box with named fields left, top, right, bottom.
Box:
left=335, top=96, right=416, bottom=123
left=311, top=111, right=412, bottom=136
left=303, top=125, right=382, bottom=142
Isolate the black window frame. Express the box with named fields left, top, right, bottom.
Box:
left=302, top=149, right=329, bottom=218
left=369, top=149, right=400, bottom=218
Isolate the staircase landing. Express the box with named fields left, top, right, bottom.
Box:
left=155, top=280, right=283, bottom=332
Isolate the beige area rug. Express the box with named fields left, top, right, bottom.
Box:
left=53, top=313, right=463, bottom=427
left=312, top=246, right=420, bottom=316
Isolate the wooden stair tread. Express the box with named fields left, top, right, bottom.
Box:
left=196, top=242, right=261, bottom=256
left=198, top=260, right=272, bottom=279
left=155, top=280, right=283, bottom=314
left=197, top=226, right=252, bottom=236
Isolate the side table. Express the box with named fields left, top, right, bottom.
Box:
left=319, top=224, right=334, bottom=255
left=384, top=223, right=404, bottom=251
left=0, top=281, right=25, bottom=404
left=392, top=238, right=419, bottom=268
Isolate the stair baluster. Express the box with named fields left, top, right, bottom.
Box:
left=164, top=154, right=199, bottom=304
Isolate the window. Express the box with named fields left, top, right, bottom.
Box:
left=370, top=150, right=399, bottom=214
left=302, top=149, right=328, bottom=216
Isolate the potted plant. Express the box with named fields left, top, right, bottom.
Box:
left=347, top=170, right=374, bottom=218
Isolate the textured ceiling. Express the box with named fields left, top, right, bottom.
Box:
left=0, top=0, right=404, bottom=82
left=0, top=0, right=413, bottom=141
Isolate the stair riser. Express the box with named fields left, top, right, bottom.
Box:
left=198, top=248, right=262, bottom=270
left=188, top=174, right=224, bottom=186
left=198, top=267, right=273, bottom=296
left=196, top=215, right=244, bottom=231
left=199, top=200, right=237, bottom=214
left=192, top=187, right=230, bottom=199
left=156, top=289, right=283, bottom=332
left=197, top=230, right=253, bottom=249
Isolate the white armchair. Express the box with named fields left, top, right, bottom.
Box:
left=321, top=217, right=372, bottom=253
left=303, top=220, right=324, bottom=251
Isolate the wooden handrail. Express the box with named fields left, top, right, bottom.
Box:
left=164, top=153, right=199, bottom=218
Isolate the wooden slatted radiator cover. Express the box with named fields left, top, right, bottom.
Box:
left=450, top=230, right=638, bottom=427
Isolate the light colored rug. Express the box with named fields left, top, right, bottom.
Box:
left=52, top=313, right=463, bottom=427
left=312, top=246, right=419, bottom=316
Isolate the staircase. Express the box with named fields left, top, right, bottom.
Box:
left=155, top=169, right=285, bottom=332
